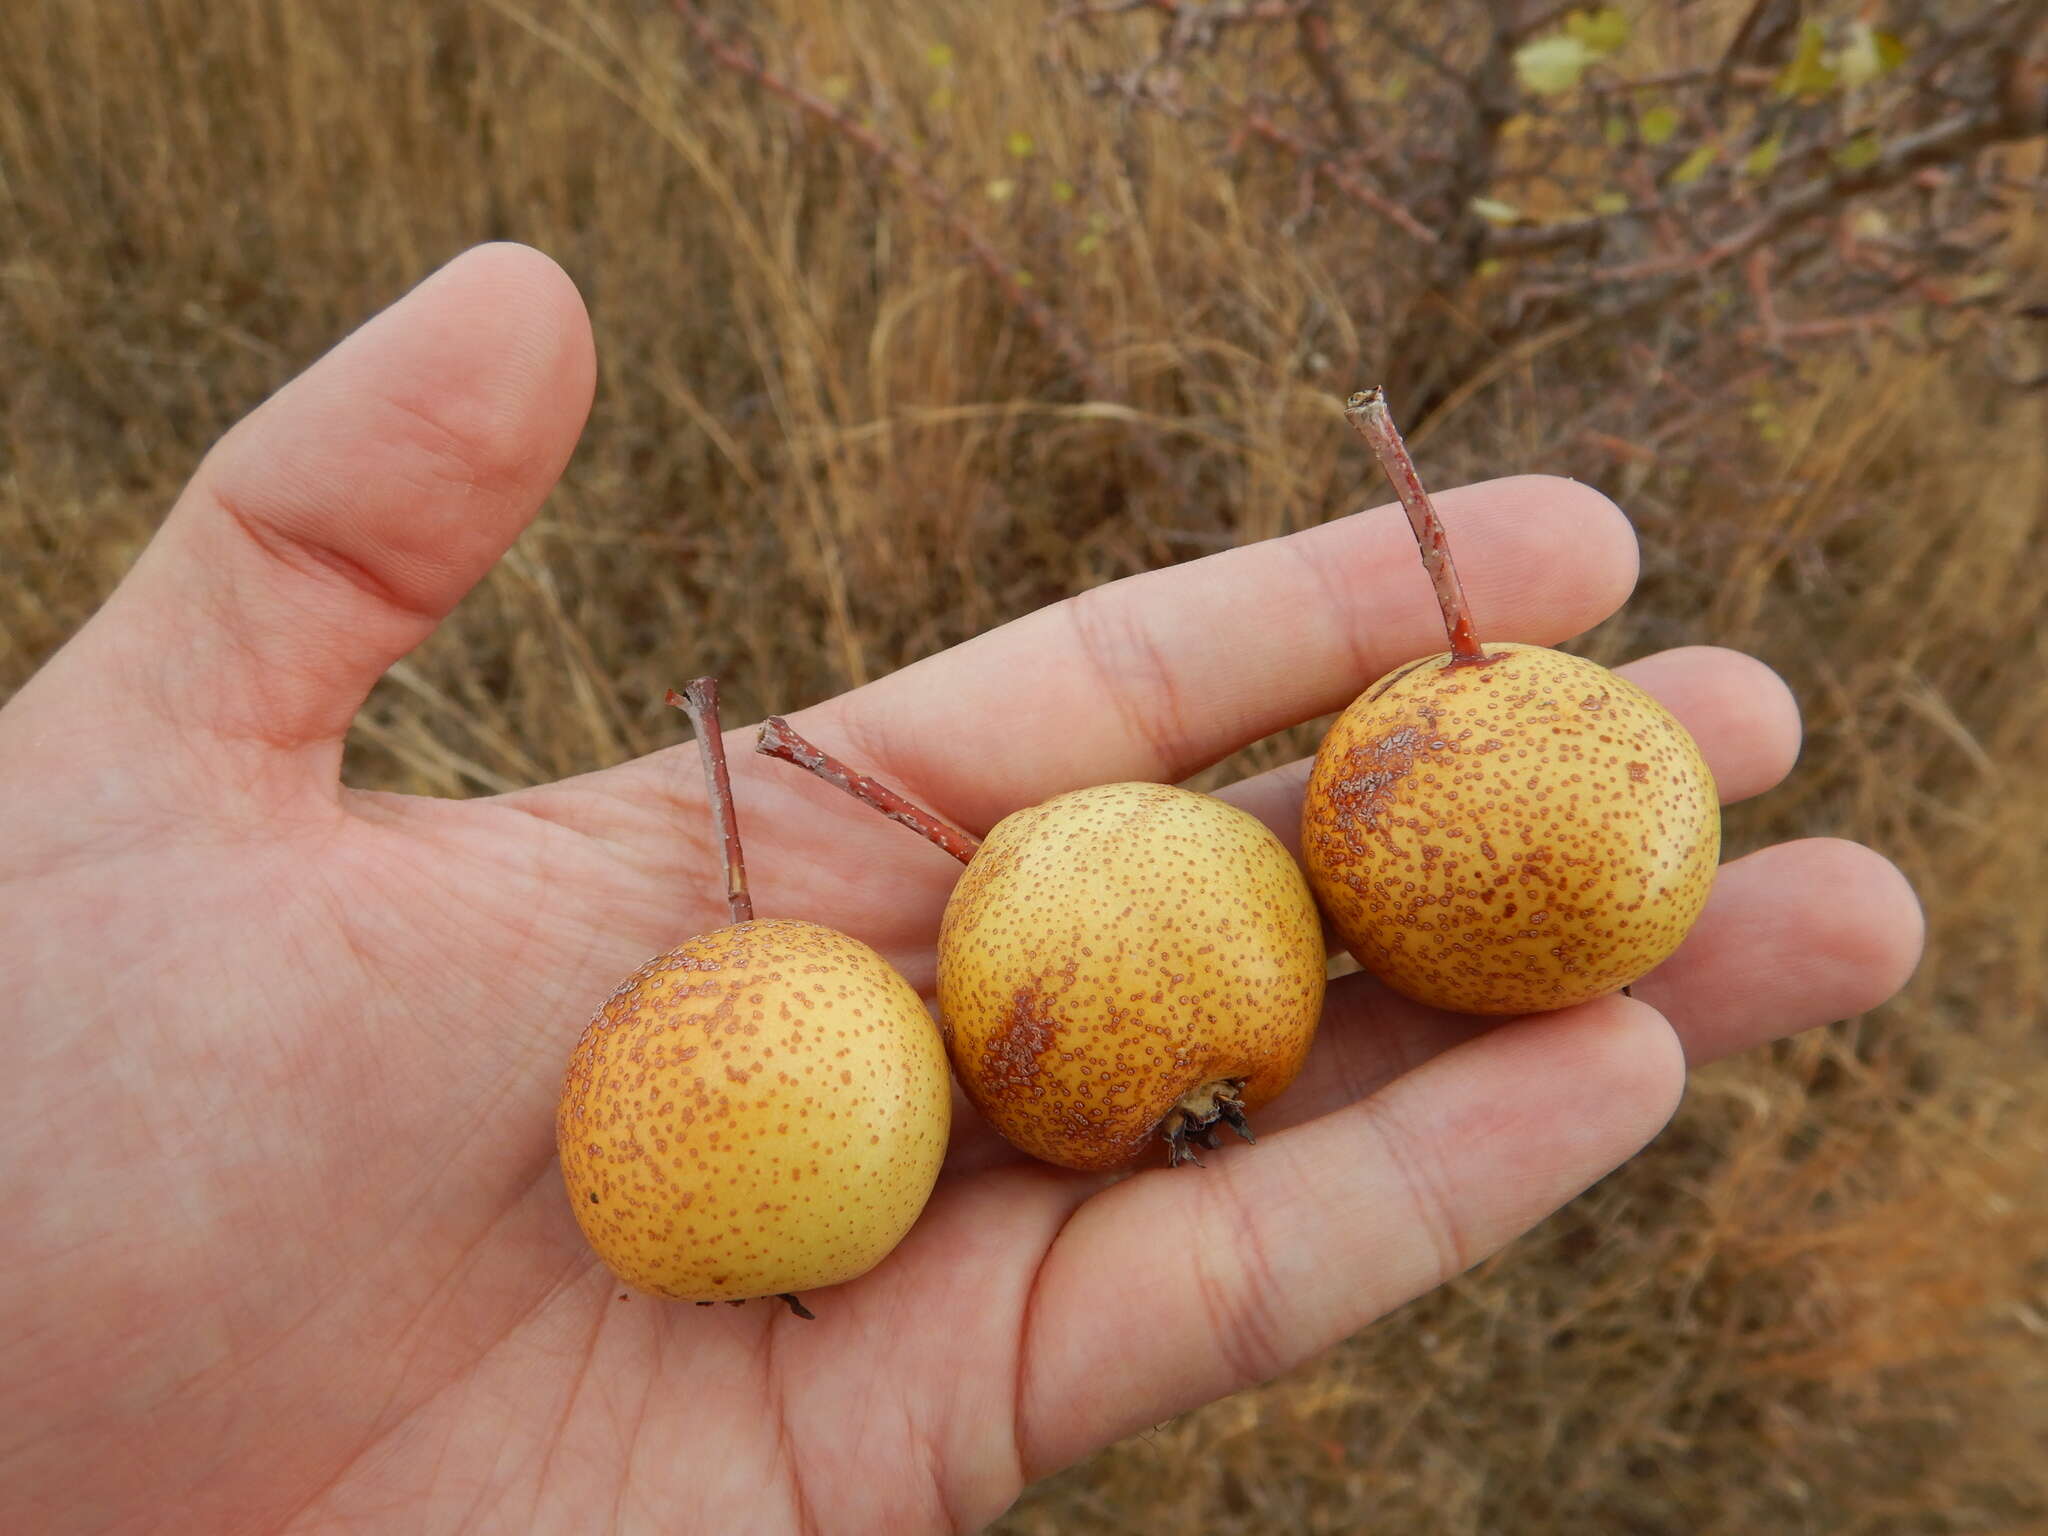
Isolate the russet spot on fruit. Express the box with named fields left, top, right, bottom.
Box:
left=1303, top=642, right=1718, bottom=1014
left=1302, top=390, right=1721, bottom=1015
left=936, top=782, right=1325, bottom=1171
left=756, top=724, right=1327, bottom=1169
left=558, top=917, right=951, bottom=1301
left=555, top=679, right=950, bottom=1315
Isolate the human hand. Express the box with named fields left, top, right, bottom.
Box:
left=0, top=245, right=1922, bottom=1534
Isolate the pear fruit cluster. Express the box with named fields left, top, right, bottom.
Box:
left=555, top=391, right=1725, bottom=1314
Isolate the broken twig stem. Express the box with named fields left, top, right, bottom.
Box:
left=756, top=717, right=982, bottom=865
left=1344, top=389, right=1490, bottom=667
left=668, top=680, right=755, bottom=924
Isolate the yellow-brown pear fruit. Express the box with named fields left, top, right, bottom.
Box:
left=555, top=679, right=950, bottom=1315
left=558, top=917, right=951, bottom=1301
left=935, top=782, right=1326, bottom=1171
left=1302, top=642, right=1719, bottom=1015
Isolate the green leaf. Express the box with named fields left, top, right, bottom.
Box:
left=1050, top=179, right=1076, bottom=204
left=1640, top=104, right=1679, bottom=146
left=1592, top=191, right=1631, bottom=215
left=1006, top=130, right=1035, bottom=159
left=1565, top=7, right=1630, bottom=56
left=1832, top=132, right=1881, bottom=173
left=1603, top=114, right=1630, bottom=148
left=1666, top=143, right=1719, bottom=186
left=924, top=42, right=954, bottom=70
left=1742, top=132, right=1784, bottom=178
left=1513, top=34, right=1597, bottom=96
left=1775, top=20, right=1837, bottom=98
left=1469, top=197, right=1522, bottom=225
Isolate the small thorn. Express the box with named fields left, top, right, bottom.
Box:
left=1621, top=984, right=1635, bottom=998
left=779, top=1293, right=817, bottom=1320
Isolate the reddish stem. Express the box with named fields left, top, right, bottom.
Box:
left=755, top=717, right=981, bottom=866
left=667, top=680, right=755, bottom=925
left=1344, top=389, right=1491, bottom=667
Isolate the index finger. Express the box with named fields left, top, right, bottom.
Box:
left=799, top=475, right=1638, bottom=832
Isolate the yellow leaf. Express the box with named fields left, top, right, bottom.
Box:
left=1565, top=7, right=1630, bottom=56
left=1832, top=133, right=1880, bottom=173
left=1742, top=133, right=1784, bottom=178
left=1592, top=191, right=1631, bottom=215
left=1513, top=34, right=1597, bottom=96
left=924, top=43, right=954, bottom=70
left=984, top=178, right=1016, bottom=203
left=1640, top=104, right=1679, bottom=146
left=1051, top=179, right=1076, bottom=204
left=1775, top=20, right=1837, bottom=99
left=1666, top=143, right=1719, bottom=186
left=1006, top=130, right=1035, bottom=159
left=1469, top=197, right=1521, bottom=225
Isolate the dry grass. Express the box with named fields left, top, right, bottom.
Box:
left=4, top=2, right=2045, bottom=1531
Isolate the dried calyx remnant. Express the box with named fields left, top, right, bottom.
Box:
left=1161, top=1079, right=1255, bottom=1169
left=693, top=1294, right=817, bottom=1320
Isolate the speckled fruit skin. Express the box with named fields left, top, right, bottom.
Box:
left=936, top=782, right=1326, bottom=1172
left=1302, top=642, right=1720, bottom=1015
left=557, top=918, right=951, bottom=1300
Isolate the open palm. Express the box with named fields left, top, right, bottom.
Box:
left=0, top=247, right=1922, bottom=1535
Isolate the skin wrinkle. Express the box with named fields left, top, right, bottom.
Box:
left=1061, top=580, right=1198, bottom=786
left=760, top=1313, right=824, bottom=1536
left=205, top=472, right=445, bottom=637
left=1281, top=525, right=1380, bottom=702
left=1352, top=1088, right=1475, bottom=1283
left=1190, top=1155, right=1297, bottom=1394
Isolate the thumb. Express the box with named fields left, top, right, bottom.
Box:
left=11, top=243, right=595, bottom=805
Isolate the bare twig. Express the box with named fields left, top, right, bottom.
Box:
left=668, top=681, right=754, bottom=925
left=1345, top=390, right=1489, bottom=667
left=677, top=0, right=1175, bottom=487
left=1245, top=113, right=1439, bottom=245
left=756, top=718, right=982, bottom=864
left=1296, top=2, right=1363, bottom=144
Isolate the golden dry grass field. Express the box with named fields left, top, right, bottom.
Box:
left=5, top=2, right=2046, bottom=1531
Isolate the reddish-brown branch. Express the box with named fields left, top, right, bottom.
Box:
left=755, top=718, right=981, bottom=865
left=668, top=681, right=755, bottom=925
left=1514, top=106, right=2014, bottom=302
left=1296, top=4, right=1363, bottom=144
left=1245, top=114, right=1439, bottom=246
left=1345, top=390, right=1489, bottom=667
